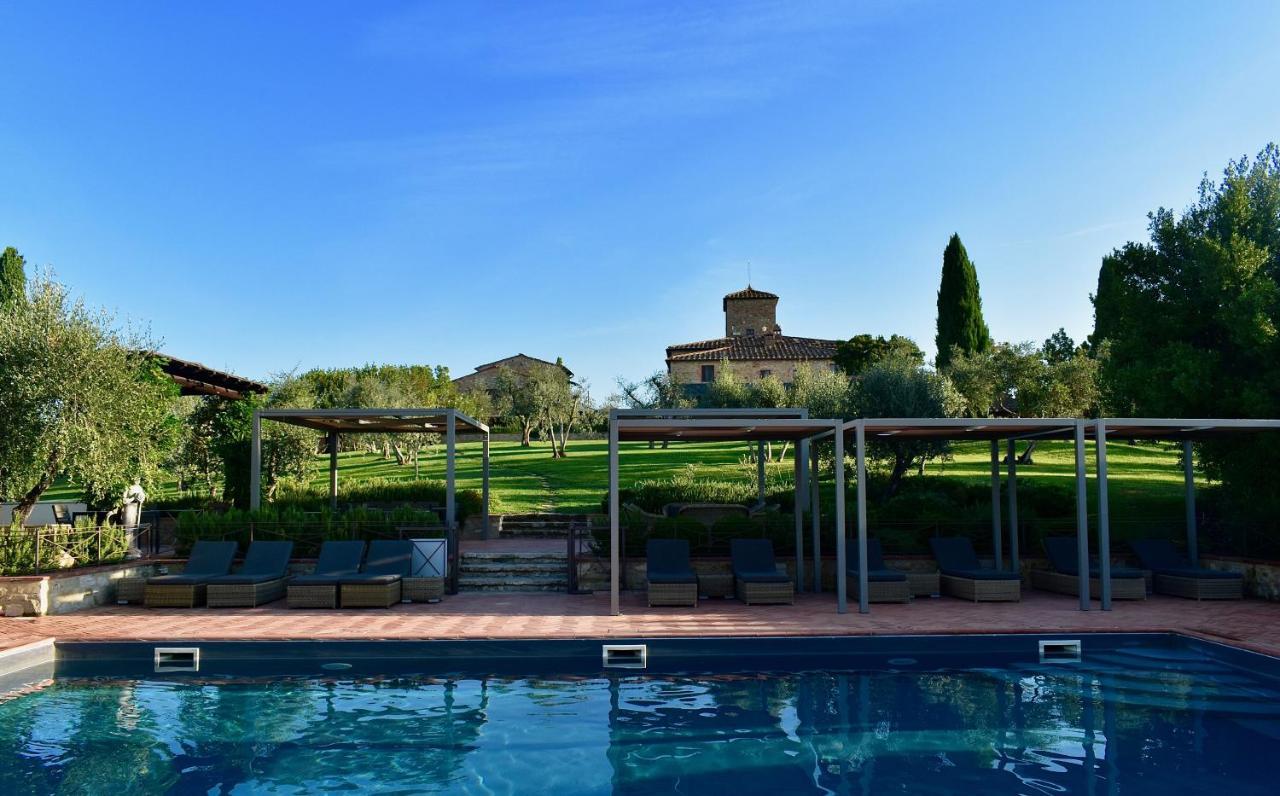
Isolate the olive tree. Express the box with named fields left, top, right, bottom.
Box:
left=0, top=273, right=178, bottom=523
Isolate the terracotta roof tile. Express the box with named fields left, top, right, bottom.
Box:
left=666, top=334, right=839, bottom=362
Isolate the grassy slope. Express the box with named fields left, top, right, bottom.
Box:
left=42, top=438, right=1194, bottom=522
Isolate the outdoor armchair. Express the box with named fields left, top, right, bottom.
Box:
left=645, top=539, right=698, bottom=607
left=1030, top=536, right=1146, bottom=600
left=1130, top=539, right=1243, bottom=600
left=204, top=540, right=294, bottom=607
left=339, top=539, right=413, bottom=608
left=287, top=540, right=367, bottom=608
left=928, top=537, right=1022, bottom=602
left=846, top=538, right=911, bottom=603
left=730, top=539, right=794, bottom=605
left=145, top=540, right=239, bottom=608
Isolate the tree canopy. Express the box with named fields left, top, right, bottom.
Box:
left=833, top=334, right=923, bottom=375
left=935, top=234, right=991, bottom=369
left=0, top=273, right=178, bottom=522
left=0, top=246, right=25, bottom=311
left=1091, top=145, right=1280, bottom=517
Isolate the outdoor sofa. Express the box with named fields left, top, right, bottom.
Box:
left=1030, top=536, right=1147, bottom=600
left=145, top=540, right=239, bottom=608
left=206, top=541, right=295, bottom=607
left=730, top=539, right=794, bottom=605
left=287, top=541, right=367, bottom=608
left=339, top=539, right=413, bottom=608
left=929, top=537, right=1022, bottom=602
left=645, top=538, right=699, bottom=607
left=846, top=538, right=911, bottom=603
left=1129, top=539, right=1243, bottom=600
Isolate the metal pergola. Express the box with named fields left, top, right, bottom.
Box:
left=249, top=408, right=491, bottom=536
left=608, top=408, right=846, bottom=616
left=835, top=417, right=1280, bottom=615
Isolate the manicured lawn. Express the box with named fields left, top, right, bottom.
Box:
left=42, top=438, right=1197, bottom=522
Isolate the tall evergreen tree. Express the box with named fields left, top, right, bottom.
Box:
left=0, top=247, right=25, bottom=310
left=934, top=234, right=991, bottom=369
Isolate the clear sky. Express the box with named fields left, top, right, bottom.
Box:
left=3, top=1, right=1279, bottom=397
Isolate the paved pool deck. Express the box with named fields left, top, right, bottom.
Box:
left=3, top=591, right=1279, bottom=658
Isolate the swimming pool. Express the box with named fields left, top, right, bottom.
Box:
left=2, top=634, right=1277, bottom=794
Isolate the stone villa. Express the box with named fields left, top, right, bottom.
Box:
left=452, top=353, right=574, bottom=395
left=665, top=286, right=839, bottom=395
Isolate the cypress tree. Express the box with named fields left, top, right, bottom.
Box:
left=934, top=233, right=990, bottom=368
left=0, top=246, right=25, bottom=310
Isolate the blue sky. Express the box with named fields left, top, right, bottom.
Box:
left=3, top=1, right=1279, bottom=397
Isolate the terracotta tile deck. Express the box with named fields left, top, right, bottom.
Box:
left=3, top=591, right=1280, bottom=658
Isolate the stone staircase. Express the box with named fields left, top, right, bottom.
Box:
left=495, top=513, right=599, bottom=539
left=458, top=550, right=568, bottom=592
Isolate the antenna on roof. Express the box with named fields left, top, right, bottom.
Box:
left=747, top=261, right=752, bottom=288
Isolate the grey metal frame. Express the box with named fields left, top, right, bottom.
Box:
left=608, top=408, right=844, bottom=615
left=839, top=416, right=1280, bottom=614
left=249, top=409, right=492, bottom=582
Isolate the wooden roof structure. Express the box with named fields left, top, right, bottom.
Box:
left=157, top=354, right=267, bottom=400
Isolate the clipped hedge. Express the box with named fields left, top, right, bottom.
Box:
left=596, top=508, right=798, bottom=558
left=175, top=505, right=442, bottom=558
left=272, top=477, right=482, bottom=520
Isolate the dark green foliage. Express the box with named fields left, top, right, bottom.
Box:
left=174, top=505, right=442, bottom=557
left=608, top=477, right=795, bottom=515
left=833, top=334, right=923, bottom=375
left=157, top=476, right=483, bottom=521
left=0, top=519, right=132, bottom=575
left=1091, top=146, right=1280, bottom=521
left=605, top=510, right=797, bottom=557
left=935, top=234, right=991, bottom=369
left=1042, top=329, right=1076, bottom=364
left=0, top=246, right=25, bottom=310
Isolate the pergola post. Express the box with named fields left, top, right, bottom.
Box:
left=1184, top=440, right=1198, bottom=565
left=756, top=441, right=766, bottom=506
left=250, top=410, right=262, bottom=510
left=445, top=412, right=458, bottom=595
left=835, top=422, right=848, bottom=615
left=328, top=431, right=339, bottom=512
left=990, top=440, right=1003, bottom=569
left=810, top=441, right=821, bottom=593
left=1095, top=419, right=1113, bottom=610
left=608, top=414, right=620, bottom=616
left=445, top=411, right=457, bottom=531
left=854, top=421, right=869, bottom=615
left=793, top=439, right=806, bottom=592
left=482, top=433, right=491, bottom=539
left=1006, top=438, right=1019, bottom=574
left=1074, top=420, right=1091, bottom=610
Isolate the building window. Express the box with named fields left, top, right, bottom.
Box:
left=746, top=327, right=755, bottom=337
left=701, top=364, right=715, bottom=383
left=760, top=369, right=773, bottom=378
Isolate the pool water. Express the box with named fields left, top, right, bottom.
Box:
left=2, top=640, right=1279, bottom=794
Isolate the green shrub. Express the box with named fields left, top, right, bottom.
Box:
left=272, top=477, right=482, bottom=521
left=0, top=520, right=132, bottom=575
left=174, top=505, right=442, bottom=557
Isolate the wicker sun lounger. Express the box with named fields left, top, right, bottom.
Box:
left=846, top=539, right=911, bottom=603
left=287, top=541, right=367, bottom=608
left=1130, top=539, right=1243, bottom=600
left=929, top=537, right=1022, bottom=602
left=206, top=541, right=295, bottom=607
left=145, top=540, right=239, bottom=608
left=1030, top=536, right=1147, bottom=600
left=730, top=539, right=794, bottom=605
left=339, top=539, right=412, bottom=608
left=646, top=539, right=699, bottom=607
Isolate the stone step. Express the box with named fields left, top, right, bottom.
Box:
left=460, top=552, right=567, bottom=562
left=458, top=574, right=567, bottom=591
left=460, top=561, right=566, bottom=575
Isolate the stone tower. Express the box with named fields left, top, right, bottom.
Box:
left=723, top=286, right=780, bottom=337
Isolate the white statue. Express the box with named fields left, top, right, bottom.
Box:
left=122, top=481, right=147, bottom=559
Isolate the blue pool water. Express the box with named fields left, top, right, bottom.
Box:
left=2, top=635, right=1278, bottom=794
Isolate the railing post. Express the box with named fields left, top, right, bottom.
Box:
left=96, top=525, right=102, bottom=565
left=34, top=527, right=42, bottom=575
